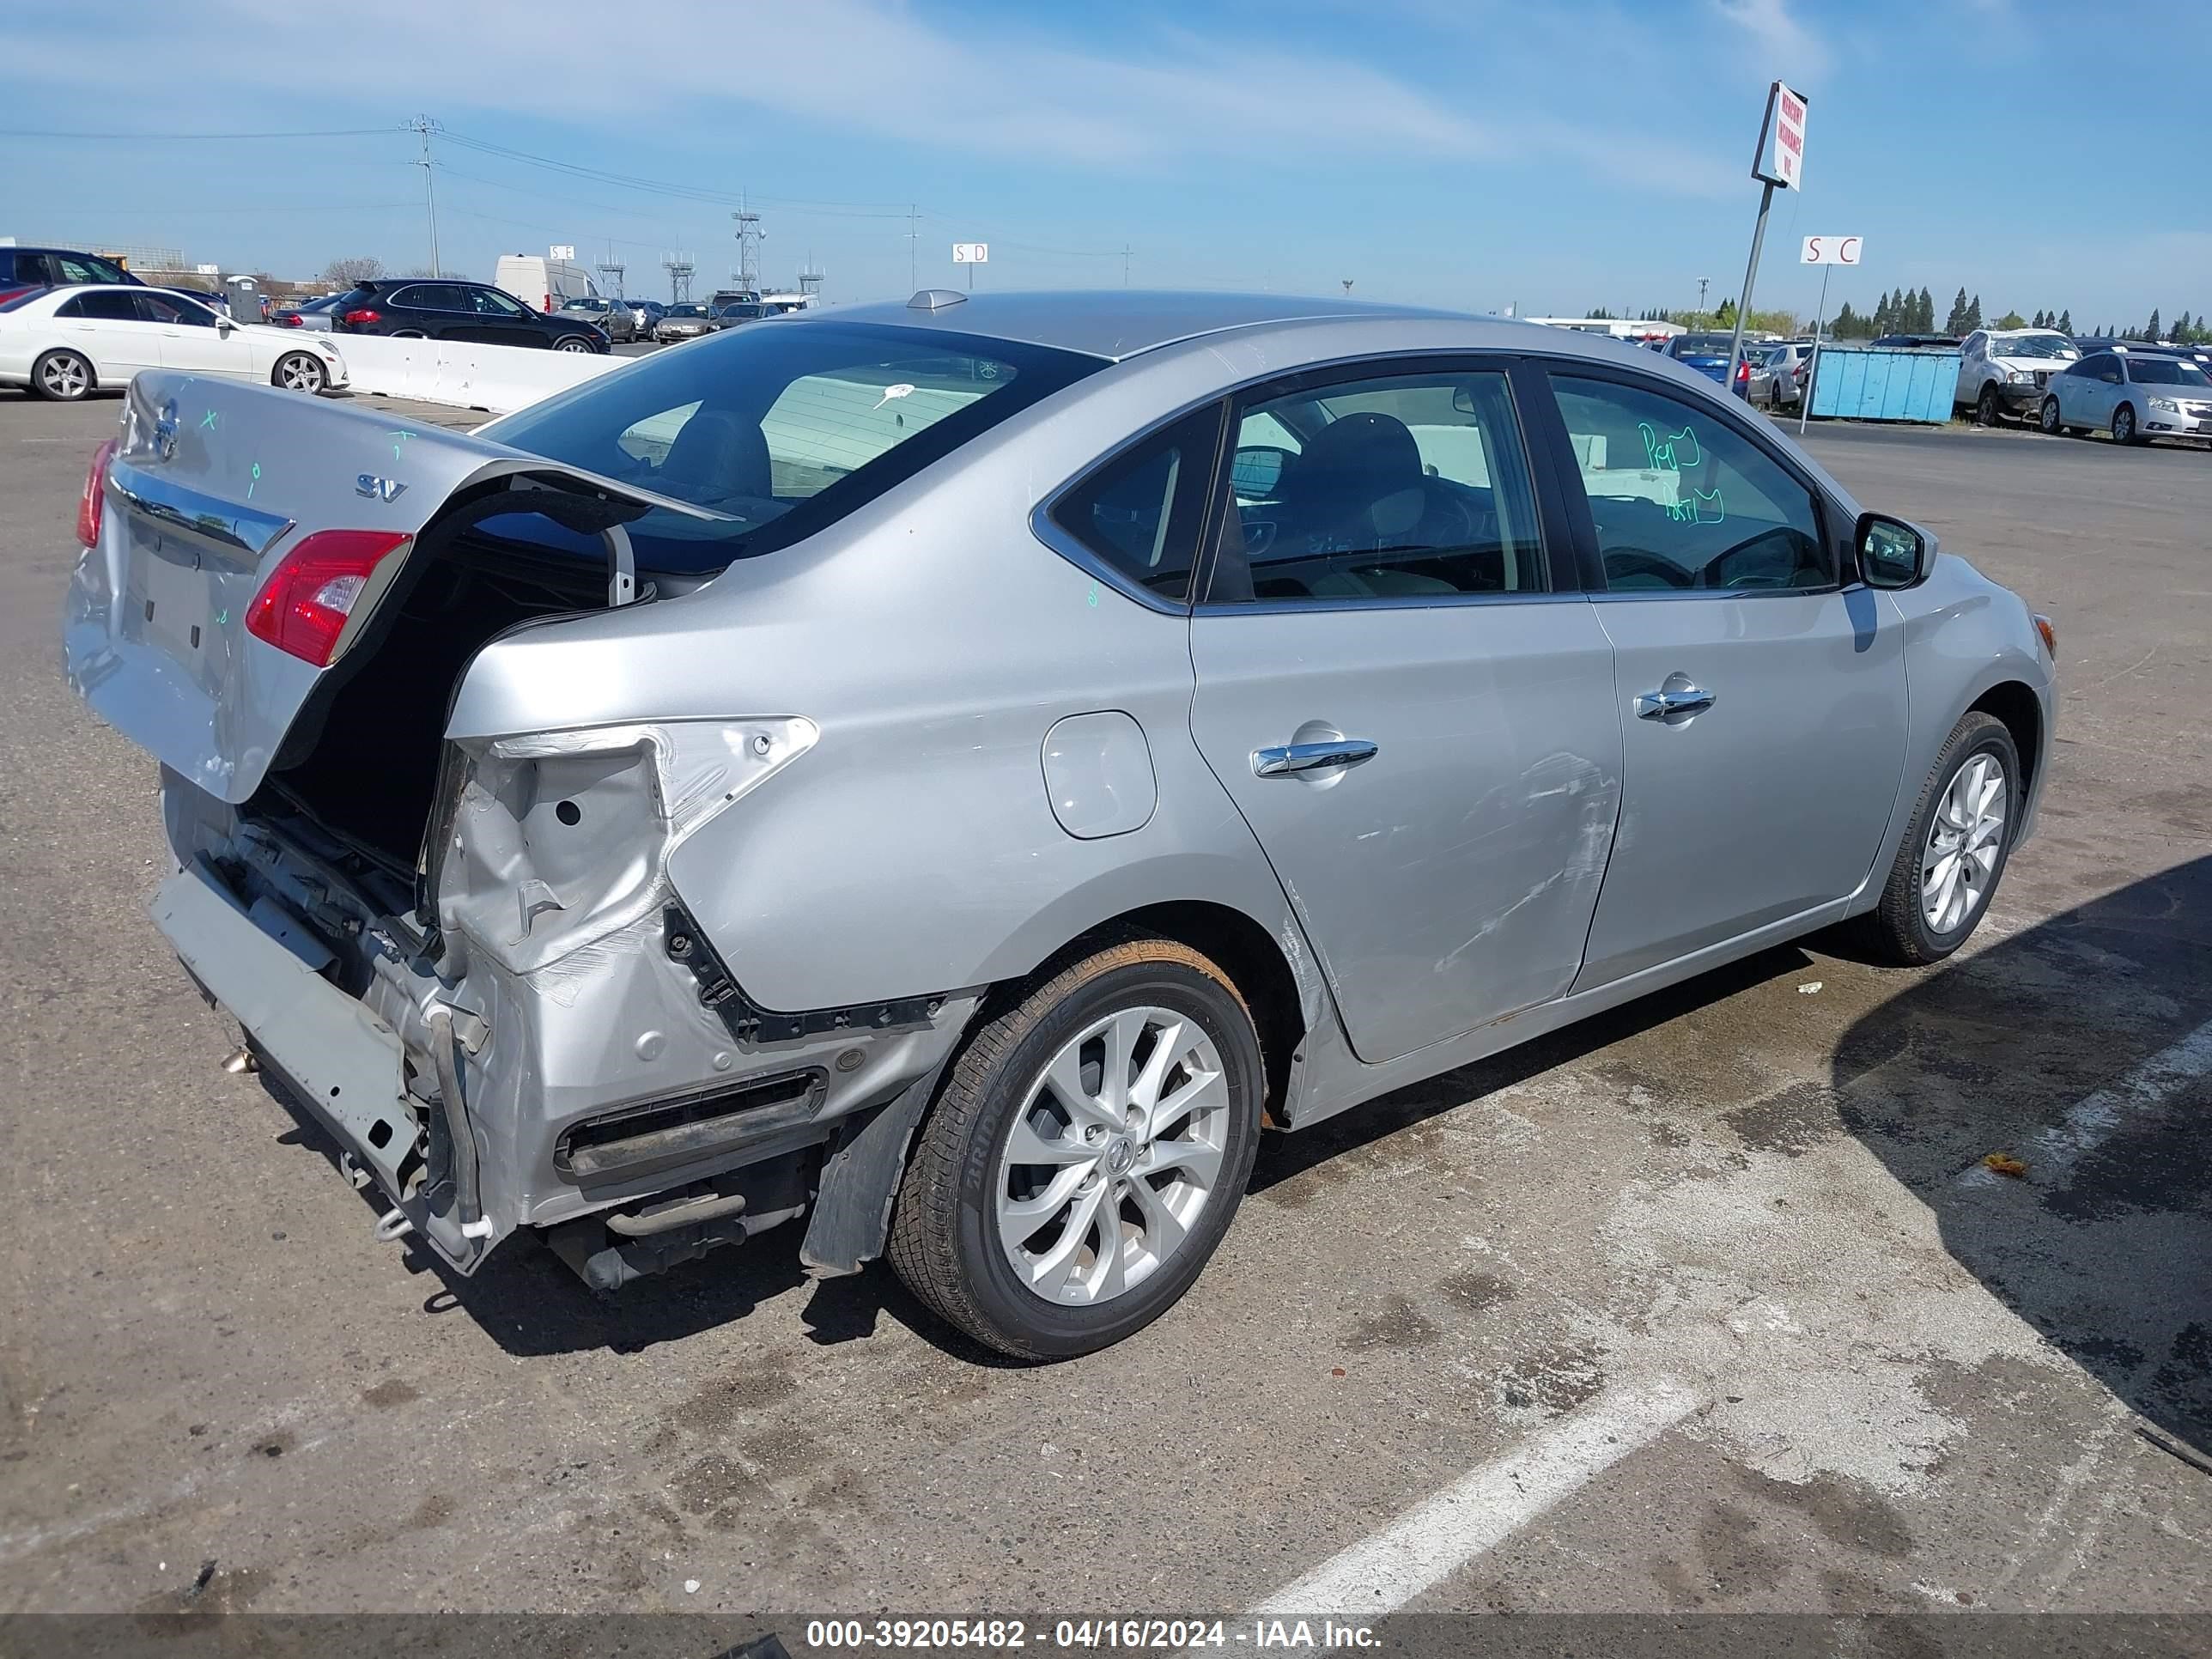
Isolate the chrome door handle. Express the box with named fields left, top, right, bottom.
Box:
left=1635, top=685, right=1716, bottom=720
left=1253, top=738, right=1378, bottom=777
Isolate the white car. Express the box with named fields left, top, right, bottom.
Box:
left=1954, top=327, right=2080, bottom=424
left=0, top=284, right=349, bottom=402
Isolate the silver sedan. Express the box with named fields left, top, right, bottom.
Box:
left=64, top=290, right=2056, bottom=1358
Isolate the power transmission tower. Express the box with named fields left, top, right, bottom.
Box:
left=663, top=253, right=693, bottom=304
left=408, top=114, right=441, bottom=276
left=732, top=203, right=764, bottom=294
left=799, top=262, right=824, bottom=301
left=598, top=256, right=625, bottom=298
left=1697, top=276, right=1711, bottom=313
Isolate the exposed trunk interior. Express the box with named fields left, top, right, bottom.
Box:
left=249, top=488, right=690, bottom=879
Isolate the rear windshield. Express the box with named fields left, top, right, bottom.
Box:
left=483, top=320, right=1105, bottom=573
left=1674, top=335, right=1734, bottom=356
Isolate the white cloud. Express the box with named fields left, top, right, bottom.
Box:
left=1711, top=0, right=1830, bottom=77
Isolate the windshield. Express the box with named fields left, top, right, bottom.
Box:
left=559, top=298, right=605, bottom=311
left=720, top=303, right=767, bottom=319
left=667, top=304, right=710, bottom=318
left=1674, top=334, right=1734, bottom=356
left=1992, top=333, right=2077, bottom=360
left=2129, top=356, right=2210, bottom=386
left=483, top=320, right=1104, bottom=574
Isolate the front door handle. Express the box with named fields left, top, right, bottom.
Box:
left=1253, top=738, right=1378, bottom=777
left=1635, top=684, right=1717, bottom=720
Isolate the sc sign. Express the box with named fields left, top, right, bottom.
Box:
left=1801, top=236, right=1863, bottom=266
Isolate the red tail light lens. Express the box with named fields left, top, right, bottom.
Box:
left=277, top=313, right=301, bottom=327
left=341, top=307, right=380, bottom=326
left=245, top=530, right=410, bottom=665
left=542, top=293, right=553, bottom=313
left=77, top=438, right=117, bottom=549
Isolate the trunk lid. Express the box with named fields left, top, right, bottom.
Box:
left=63, top=372, right=684, bottom=804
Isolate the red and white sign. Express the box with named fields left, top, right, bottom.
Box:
left=1800, top=235, right=1862, bottom=265
left=1754, top=80, right=1808, bottom=190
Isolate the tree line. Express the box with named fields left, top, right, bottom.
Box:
left=1613, top=287, right=2205, bottom=345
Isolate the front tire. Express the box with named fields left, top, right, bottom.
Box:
left=888, top=938, right=1264, bottom=1359
left=31, top=349, right=93, bottom=402
left=2039, top=397, right=2063, bottom=435
left=271, top=351, right=326, bottom=393
left=2113, top=403, right=2141, bottom=446
left=1976, top=384, right=2002, bottom=426
left=1857, top=712, right=2020, bottom=966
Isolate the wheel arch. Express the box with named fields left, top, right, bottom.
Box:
left=1968, top=679, right=2042, bottom=805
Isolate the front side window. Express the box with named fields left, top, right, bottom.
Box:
left=1548, top=374, right=1830, bottom=592
left=1207, top=368, right=1546, bottom=604
left=486, top=320, right=1103, bottom=574
left=1047, top=405, right=1221, bottom=605
left=473, top=286, right=529, bottom=316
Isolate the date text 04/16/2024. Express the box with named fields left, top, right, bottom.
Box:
left=801, top=1620, right=1382, bottom=1650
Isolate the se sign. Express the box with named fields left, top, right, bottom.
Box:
left=1800, top=236, right=1863, bottom=265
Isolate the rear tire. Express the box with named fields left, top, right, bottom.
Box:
left=555, top=336, right=595, bottom=354
left=271, top=351, right=326, bottom=393
left=1856, top=711, right=2020, bottom=966
left=31, top=349, right=93, bottom=402
left=391, top=330, right=427, bottom=340
left=888, top=938, right=1264, bottom=1360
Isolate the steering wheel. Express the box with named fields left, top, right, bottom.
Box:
left=1699, top=526, right=1809, bottom=589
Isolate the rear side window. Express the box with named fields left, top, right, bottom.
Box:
left=484, top=320, right=1104, bottom=574
left=1206, top=368, right=1546, bottom=605
left=1047, top=405, right=1223, bottom=605
left=59, top=292, right=143, bottom=322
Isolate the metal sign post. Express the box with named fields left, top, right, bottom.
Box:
left=1724, top=81, right=1809, bottom=401
left=1796, top=235, right=1862, bottom=434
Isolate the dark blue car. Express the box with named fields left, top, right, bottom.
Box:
left=1666, top=331, right=1753, bottom=398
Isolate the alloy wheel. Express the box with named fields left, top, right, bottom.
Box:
left=2040, top=398, right=2061, bottom=434
left=40, top=355, right=89, bottom=398
left=2115, top=406, right=2135, bottom=444
left=994, top=1006, right=1231, bottom=1305
left=1920, top=753, right=2007, bottom=934
left=277, top=355, right=325, bottom=392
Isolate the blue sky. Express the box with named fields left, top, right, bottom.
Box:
left=2, top=0, right=2203, bottom=328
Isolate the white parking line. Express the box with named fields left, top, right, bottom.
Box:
left=1249, top=1377, right=1700, bottom=1616
left=1960, top=1015, right=2212, bottom=1186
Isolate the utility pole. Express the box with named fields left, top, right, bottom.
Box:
left=1121, top=243, right=1133, bottom=287
left=1697, top=276, right=1710, bottom=314
left=731, top=198, right=763, bottom=295
left=908, top=204, right=920, bottom=292
left=409, top=114, right=441, bottom=277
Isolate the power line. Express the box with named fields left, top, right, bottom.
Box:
left=0, top=125, right=397, bottom=140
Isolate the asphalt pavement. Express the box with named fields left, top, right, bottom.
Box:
left=0, top=394, right=2206, bottom=1629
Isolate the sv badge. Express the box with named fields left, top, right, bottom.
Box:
left=356, top=474, right=409, bottom=503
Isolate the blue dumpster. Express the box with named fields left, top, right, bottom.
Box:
left=1806, top=346, right=1960, bottom=423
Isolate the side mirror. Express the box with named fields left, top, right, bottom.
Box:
left=1856, top=512, right=1931, bottom=589
left=1230, top=444, right=1294, bottom=500
left=216, top=316, right=234, bottom=336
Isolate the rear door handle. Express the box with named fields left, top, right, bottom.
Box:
left=1635, top=685, right=1716, bottom=720
left=1253, top=738, right=1378, bottom=777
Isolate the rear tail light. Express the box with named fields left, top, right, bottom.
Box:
left=245, top=529, right=410, bottom=665
left=76, top=438, right=117, bottom=549
left=341, top=307, right=381, bottom=326
left=276, top=313, right=301, bottom=327
left=543, top=293, right=553, bottom=313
